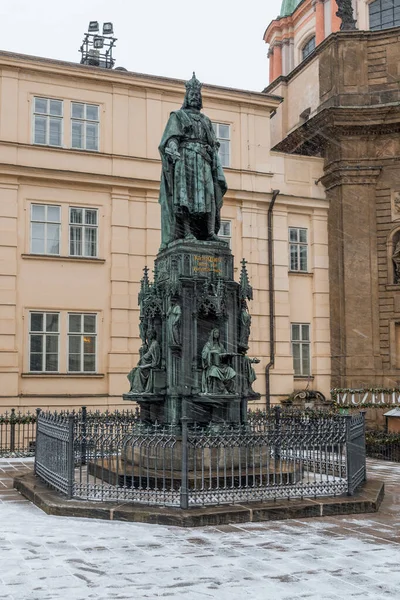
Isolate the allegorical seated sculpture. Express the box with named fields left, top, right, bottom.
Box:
left=201, top=328, right=236, bottom=394
left=158, top=73, right=227, bottom=248
left=127, top=330, right=161, bottom=394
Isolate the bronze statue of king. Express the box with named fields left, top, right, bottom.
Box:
left=158, top=73, right=227, bottom=249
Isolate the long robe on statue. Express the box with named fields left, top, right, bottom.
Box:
left=158, top=108, right=227, bottom=246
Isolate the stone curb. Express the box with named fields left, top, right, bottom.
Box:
left=14, top=470, right=385, bottom=527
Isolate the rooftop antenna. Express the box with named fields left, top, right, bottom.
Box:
left=79, top=21, right=117, bottom=69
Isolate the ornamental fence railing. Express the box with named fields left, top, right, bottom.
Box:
left=0, top=409, right=37, bottom=457
left=365, top=430, right=400, bottom=462
left=34, top=407, right=367, bottom=507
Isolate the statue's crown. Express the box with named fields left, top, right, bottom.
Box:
left=185, top=72, right=202, bottom=93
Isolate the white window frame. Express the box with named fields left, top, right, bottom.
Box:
left=289, top=227, right=308, bottom=272
left=30, top=204, right=61, bottom=256
left=67, top=313, right=97, bottom=373
left=291, top=323, right=311, bottom=377
left=71, top=102, right=100, bottom=151
left=32, top=97, right=63, bottom=147
left=212, top=122, right=231, bottom=167
left=69, top=207, right=99, bottom=258
left=218, top=220, right=232, bottom=248
left=29, top=312, right=60, bottom=372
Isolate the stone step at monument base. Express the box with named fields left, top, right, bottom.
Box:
left=88, top=457, right=300, bottom=490
left=123, top=441, right=274, bottom=470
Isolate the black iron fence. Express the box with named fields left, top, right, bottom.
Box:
left=0, top=409, right=37, bottom=457
left=34, top=408, right=367, bottom=506
left=366, top=430, right=400, bottom=462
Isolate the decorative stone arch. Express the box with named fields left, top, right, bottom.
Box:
left=295, top=28, right=316, bottom=67
left=387, top=225, right=400, bottom=284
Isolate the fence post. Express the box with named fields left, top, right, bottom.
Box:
left=345, top=414, right=352, bottom=495
left=360, top=410, right=367, bottom=483
left=10, top=408, right=16, bottom=453
left=34, top=408, right=41, bottom=476
left=274, top=405, right=281, bottom=462
left=180, top=394, right=189, bottom=510
left=81, top=406, right=87, bottom=466
left=67, top=414, right=75, bottom=500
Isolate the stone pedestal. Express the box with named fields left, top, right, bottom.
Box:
left=124, top=238, right=258, bottom=426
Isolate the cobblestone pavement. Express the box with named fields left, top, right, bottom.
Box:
left=0, top=458, right=399, bottom=600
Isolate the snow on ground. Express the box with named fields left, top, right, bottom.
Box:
left=0, top=458, right=400, bottom=600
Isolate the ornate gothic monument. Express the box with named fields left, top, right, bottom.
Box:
left=124, top=73, right=259, bottom=425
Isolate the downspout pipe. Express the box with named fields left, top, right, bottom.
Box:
left=265, top=189, right=280, bottom=412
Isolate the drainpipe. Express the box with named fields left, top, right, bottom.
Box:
left=265, top=189, right=280, bottom=412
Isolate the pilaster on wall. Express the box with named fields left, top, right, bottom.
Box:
left=310, top=209, right=331, bottom=391
left=322, top=167, right=382, bottom=388
left=0, top=180, right=19, bottom=400
left=271, top=208, right=295, bottom=397
left=268, top=49, right=274, bottom=84
left=108, top=188, right=135, bottom=398
left=241, top=203, right=269, bottom=379
left=274, top=43, right=283, bottom=80
left=315, top=0, right=326, bottom=45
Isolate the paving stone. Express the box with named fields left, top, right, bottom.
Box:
left=0, top=457, right=400, bottom=598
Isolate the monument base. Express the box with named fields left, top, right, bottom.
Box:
left=123, top=392, right=249, bottom=426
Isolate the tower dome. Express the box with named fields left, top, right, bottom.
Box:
left=280, top=0, right=302, bottom=17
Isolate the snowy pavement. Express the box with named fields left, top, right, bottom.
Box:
left=0, top=458, right=400, bottom=599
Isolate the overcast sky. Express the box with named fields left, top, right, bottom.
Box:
left=1, top=0, right=281, bottom=92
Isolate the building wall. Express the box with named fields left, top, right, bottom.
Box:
left=0, top=51, right=330, bottom=411
left=268, top=28, right=400, bottom=390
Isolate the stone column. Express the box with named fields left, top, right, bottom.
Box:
left=315, top=0, right=325, bottom=45
left=321, top=167, right=382, bottom=388
left=268, top=49, right=274, bottom=84
left=273, top=43, right=283, bottom=80
left=282, top=39, right=291, bottom=76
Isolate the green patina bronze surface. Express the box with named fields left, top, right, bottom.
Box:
left=158, top=73, right=227, bottom=248
left=123, top=74, right=259, bottom=425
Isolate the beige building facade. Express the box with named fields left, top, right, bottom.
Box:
left=0, top=50, right=330, bottom=411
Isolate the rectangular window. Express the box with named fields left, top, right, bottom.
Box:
left=212, top=122, right=230, bottom=167
left=31, top=204, right=61, bottom=255
left=29, top=312, right=59, bottom=372
left=291, top=323, right=311, bottom=376
left=369, top=0, right=400, bottom=30
left=33, top=97, right=63, bottom=146
left=71, top=103, right=99, bottom=151
left=69, top=207, right=98, bottom=257
left=218, top=220, right=232, bottom=247
left=68, top=313, right=97, bottom=372
left=289, top=227, right=308, bottom=272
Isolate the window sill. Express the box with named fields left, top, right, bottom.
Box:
left=21, top=254, right=105, bottom=264
left=22, top=373, right=105, bottom=378
left=288, top=271, right=313, bottom=276
left=386, top=284, right=400, bottom=291
left=294, top=376, right=314, bottom=380
left=32, top=143, right=99, bottom=154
